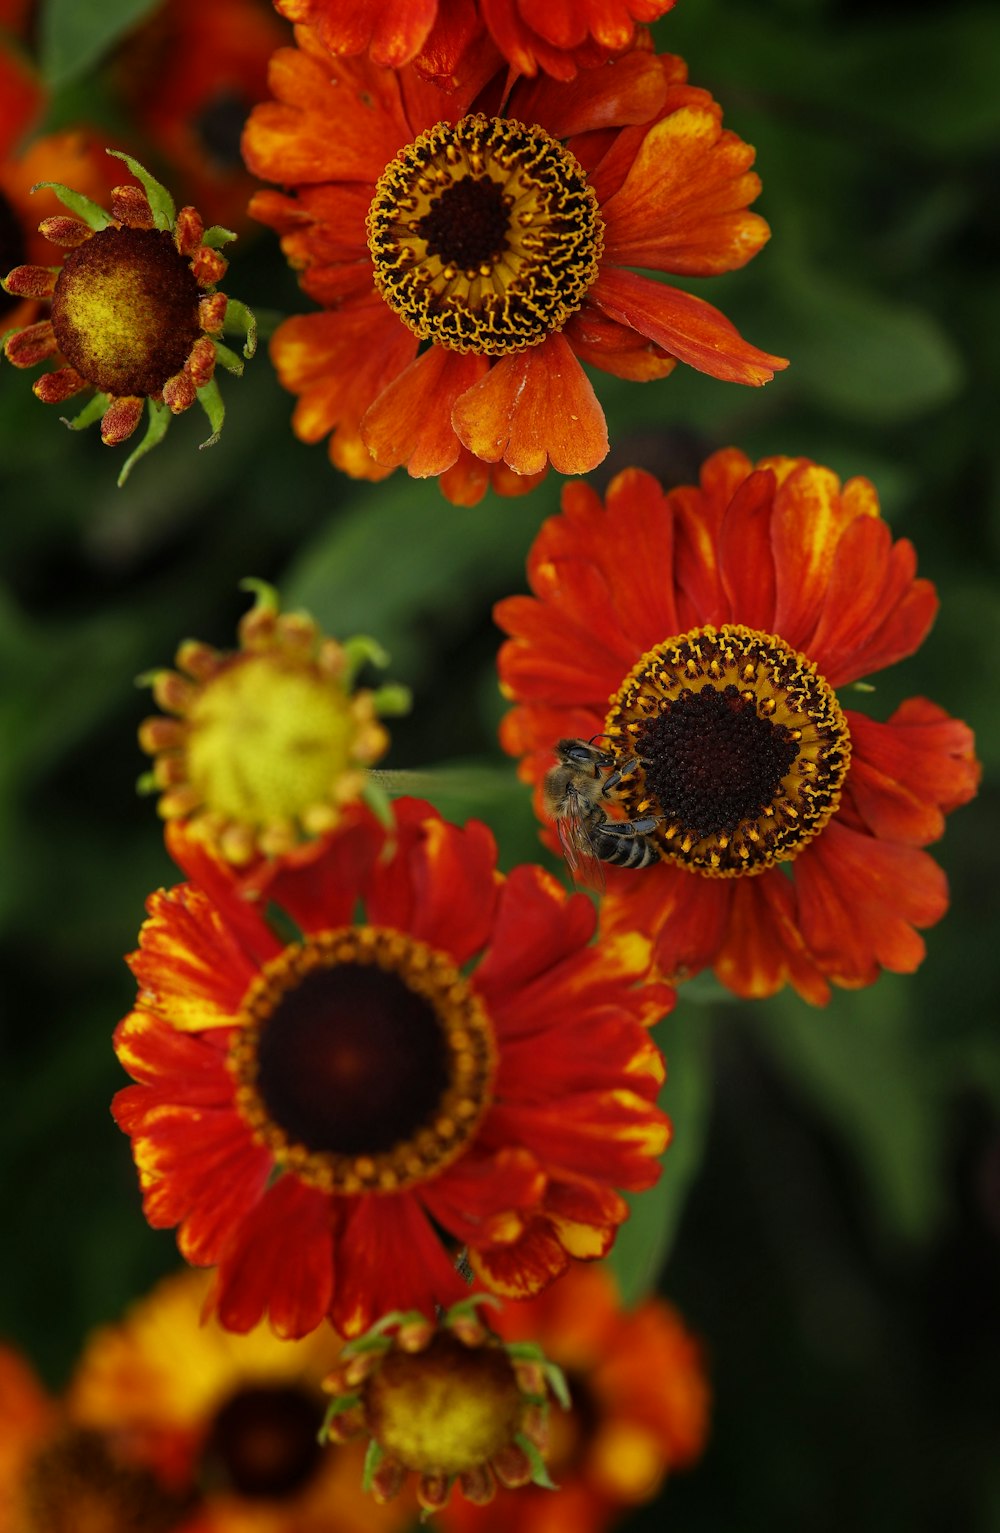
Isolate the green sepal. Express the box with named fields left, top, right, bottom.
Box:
left=516, top=1432, right=558, bottom=1491
left=361, top=1437, right=385, bottom=1492
left=223, top=298, right=258, bottom=359
left=541, top=1361, right=571, bottom=1411
left=105, top=150, right=175, bottom=230
left=196, top=378, right=224, bottom=448
left=202, top=225, right=237, bottom=249
left=850, top=680, right=876, bottom=692
left=342, top=634, right=390, bottom=684
left=212, top=339, right=245, bottom=377
left=117, top=399, right=170, bottom=487
left=135, top=770, right=158, bottom=796
left=362, top=775, right=395, bottom=831
left=31, top=181, right=111, bottom=230
left=370, top=683, right=412, bottom=717
left=238, top=577, right=279, bottom=612
left=60, top=391, right=110, bottom=431
left=444, top=1293, right=502, bottom=1324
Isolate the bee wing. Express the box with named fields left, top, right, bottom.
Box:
left=556, top=812, right=606, bottom=893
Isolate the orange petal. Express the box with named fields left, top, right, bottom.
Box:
left=713, top=870, right=831, bottom=1004
left=601, top=106, right=771, bottom=275
left=361, top=345, right=488, bottom=475
left=844, top=701, right=980, bottom=846
left=590, top=267, right=788, bottom=385
left=795, top=819, right=950, bottom=985
left=452, top=332, right=608, bottom=476
left=565, top=303, right=677, bottom=381
left=509, top=47, right=668, bottom=137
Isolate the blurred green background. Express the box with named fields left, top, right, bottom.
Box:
left=1, top=0, right=998, bottom=1529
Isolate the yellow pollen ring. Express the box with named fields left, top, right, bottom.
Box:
left=228, top=927, right=497, bottom=1195
left=367, top=113, right=604, bottom=357
left=603, top=623, right=852, bottom=878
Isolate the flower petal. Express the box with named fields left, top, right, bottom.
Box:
left=795, top=819, right=950, bottom=985
left=361, top=346, right=488, bottom=474
left=601, top=105, right=771, bottom=275
left=453, top=333, right=609, bottom=476
left=209, top=1175, right=335, bottom=1337
left=590, top=267, right=788, bottom=385
left=712, top=871, right=831, bottom=1004
left=333, top=1194, right=467, bottom=1336
left=843, top=701, right=980, bottom=846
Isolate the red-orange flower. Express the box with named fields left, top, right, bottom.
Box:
left=495, top=451, right=980, bottom=1004
left=113, top=0, right=289, bottom=232
left=243, top=32, right=786, bottom=504
left=439, top=1265, right=709, bottom=1533
left=273, top=0, right=678, bottom=84
left=112, top=799, right=671, bottom=1340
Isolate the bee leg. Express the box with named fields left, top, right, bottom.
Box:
left=598, top=814, right=659, bottom=839
left=602, top=756, right=642, bottom=795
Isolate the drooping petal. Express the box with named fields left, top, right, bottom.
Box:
left=712, top=871, right=832, bottom=1005
left=843, top=701, right=981, bottom=846
left=795, top=819, right=950, bottom=985
left=452, top=332, right=609, bottom=476
left=333, top=1194, right=467, bottom=1336
left=565, top=305, right=677, bottom=381
left=209, top=1175, right=336, bottom=1337
left=601, top=105, right=771, bottom=275
left=590, top=267, right=788, bottom=385
left=361, top=346, right=489, bottom=474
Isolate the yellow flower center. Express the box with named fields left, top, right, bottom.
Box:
left=367, top=113, right=604, bottom=356
left=230, top=928, right=497, bottom=1195
left=364, top=1332, right=524, bottom=1475
left=184, top=654, right=361, bottom=826
left=49, top=226, right=201, bottom=396
left=605, top=624, right=851, bottom=877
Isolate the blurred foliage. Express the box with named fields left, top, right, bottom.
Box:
left=1, top=0, right=998, bottom=1529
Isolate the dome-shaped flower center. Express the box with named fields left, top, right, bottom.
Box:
left=0, top=192, right=26, bottom=320
left=367, top=114, right=604, bottom=356
left=230, top=928, right=497, bottom=1195
left=364, top=1332, right=524, bottom=1476
left=201, top=1384, right=323, bottom=1500
left=22, top=1429, right=193, bottom=1533
left=184, top=654, right=361, bottom=827
left=604, top=624, right=850, bottom=877
left=49, top=225, right=201, bottom=396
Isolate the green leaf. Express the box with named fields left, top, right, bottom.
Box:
left=41, top=0, right=162, bottom=89
left=753, top=979, right=947, bottom=1243
left=773, top=267, right=964, bottom=424
left=608, top=1011, right=713, bottom=1304
left=212, top=341, right=245, bottom=378
left=223, top=298, right=258, bottom=359
left=201, top=226, right=237, bottom=249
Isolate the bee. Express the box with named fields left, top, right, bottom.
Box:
left=542, top=737, right=661, bottom=888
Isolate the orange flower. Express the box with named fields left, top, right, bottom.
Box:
left=113, top=0, right=289, bottom=232
left=495, top=451, right=980, bottom=1004
left=112, top=800, right=671, bottom=1340
left=69, top=1268, right=411, bottom=1533
left=242, top=32, right=786, bottom=504
left=273, top=0, right=678, bottom=83
left=439, top=1266, right=709, bottom=1533
left=0, top=1343, right=197, bottom=1533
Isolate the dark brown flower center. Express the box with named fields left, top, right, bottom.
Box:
left=194, top=90, right=252, bottom=172
left=368, top=114, right=603, bottom=356
left=22, top=1429, right=194, bottom=1533
left=202, top=1385, right=324, bottom=1500
left=230, top=928, right=496, bottom=1195
left=605, top=624, right=851, bottom=876
left=50, top=226, right=200, bottom=397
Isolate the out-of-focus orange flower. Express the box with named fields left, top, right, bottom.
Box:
left=440, top=1264, right=709, bottom=1533
left=243, top=32, right=785, bottom=503
left=69, top=1269, right=410, bottom=1533
left=273, top=0, right=678, bottom=84
left=114, top=0, right=289, bottom=232
left=112, top=799, right=671, bottom=1340
left=495, top=451, right=980, bottom=1004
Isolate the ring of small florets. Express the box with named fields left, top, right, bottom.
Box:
left=367, top=114, right=604, bottom=357
left=603, top=624, right=852, bottom=877
left=229, top=926, right=497, bottom=1195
